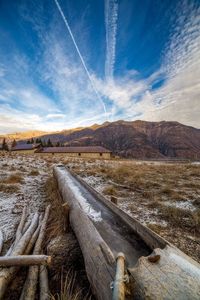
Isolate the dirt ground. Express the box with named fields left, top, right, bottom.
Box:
left=0, top=152, right=200, bottom=298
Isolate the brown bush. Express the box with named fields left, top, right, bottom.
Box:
left=29, top=169, right=40, bottom=176
left=0, top=183, right=20, bottom=194
left=2, top=173, right=24, bottom=184
left=147, top=223, right=166, bottom=235
left=159, top=205, right=200, bottom=232
left=103, top=185, right=117, bottom=196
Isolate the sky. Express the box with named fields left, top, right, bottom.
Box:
left=0, top=0, right=200, bottom=134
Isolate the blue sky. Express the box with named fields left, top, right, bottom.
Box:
left=0, top=0, right=200, bottom=133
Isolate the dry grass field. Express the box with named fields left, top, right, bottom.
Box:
left=0, top=152, right=199, bottom=298
left=62, top=157, right=200, bottom=263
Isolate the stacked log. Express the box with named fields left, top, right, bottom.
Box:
left=0, top=230, right=3, bottom=256
left=20, top=205, right=50, bottom=300
left=0, top=205, right=51, bottom=300
left=0, top=255, right=51, bottom=266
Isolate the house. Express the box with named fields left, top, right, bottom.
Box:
left=11, top=143, right=41, bottom=154
left=36, top=146, right=112, bottom=159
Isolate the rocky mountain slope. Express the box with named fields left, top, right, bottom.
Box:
left=2, top=121, right=200, bottom=159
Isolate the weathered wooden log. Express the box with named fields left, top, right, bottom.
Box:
left=0, top=255, right=51, bottom=266
left=54, top=166, right=115, bottom=300
left=40, top=265, right=49, bottom=300
left=20, top=205, right=50, bottom=300
left=11, top=213, right=39, bottom=256
left=112, top=253, right=125, bottom=300
left=130, top=245, right=200, bottom=299
left=6, top=206, right=27, bottom=256
left=25, top=223, right=41, bottom=255
left=0, top=213, right=39, bottom=300
left=22, top=219, right=31, bottom=235
left=15, top=206, right=27, bottom=244
left=54, top=165, right=200, bottom=300
left=0, top=230, right=3, bottom=255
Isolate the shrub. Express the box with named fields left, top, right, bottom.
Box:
left=103, top=185, right=117, bottom=196
left=147, top=223, right=165, bottom=235
left=159, top=205, right=200, bottom=232
left=0, top=183, right=20, bottom=193
left=29, top=169, right=40, bottom=176
left=2, top=174, right=24, bottom=184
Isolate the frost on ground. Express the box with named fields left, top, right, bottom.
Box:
left=0, top=153, right=92, bottom=299
left=0, top=153, right=49, bottom=245
left=0, top=153, right=199, bottom=264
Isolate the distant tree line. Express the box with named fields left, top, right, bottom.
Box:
left=1, top=138, right=17, bottom=151
left=1, top=138, right=9, bottom=151
left=26, top=138, right=63, bottom=147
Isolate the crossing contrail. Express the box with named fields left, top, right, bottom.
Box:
left=53, top=0, right=106, bottom=114
left=105, top=0, right=118, bottom=80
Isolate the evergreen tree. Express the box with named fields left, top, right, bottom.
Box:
left=30, top=138, right=34, bottom=144
left=47, top=138, right=53, bottom=147
left=39, top=139, right=43, bottom=147
left=42, top=140, right=46, bottom=147
left=27, top=140, right=31, bottom=144
left=2, top=138, right=9, bottom=151
left=12, top=139, right=17, bottom=148
left=36, top=138, right=39, bottom=143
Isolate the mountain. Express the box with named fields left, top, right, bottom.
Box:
left=2, top=121, right=200, bottom=159
left=0, top=130, right=49, bottom=143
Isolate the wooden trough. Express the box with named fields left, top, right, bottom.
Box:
left=53, top=165, right=200, bottom=300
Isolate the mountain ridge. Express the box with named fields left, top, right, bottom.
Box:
left=1, top=120, right=200, bottom=159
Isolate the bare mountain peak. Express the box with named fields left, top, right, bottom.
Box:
left=1, top=120, right=199, bottom=159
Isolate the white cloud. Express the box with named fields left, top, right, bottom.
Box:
left=93, top=0, right=200, bottom=128
left=0, top=0, right=199, bottom=133
left=45, top=113, right=66, bottom=120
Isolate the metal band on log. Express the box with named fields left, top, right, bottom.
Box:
left=54, top=166, right=115, bottom=300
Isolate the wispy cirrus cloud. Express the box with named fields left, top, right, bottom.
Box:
left=0, top=0, right=199, bottom=134
left=95, top=0, right=200, bottom=127
left=105, top=0, right=118, bottom=80
left=0, top=1, right=109, bottom=133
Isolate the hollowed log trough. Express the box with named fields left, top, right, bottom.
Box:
left=54, top=165, right=200, bottom=300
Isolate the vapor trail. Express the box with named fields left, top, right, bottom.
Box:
left=53, top=0, right=106, bottom=114
left=105, top=0, right=118, bottom=80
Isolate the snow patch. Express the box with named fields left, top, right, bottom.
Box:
left=61, top=170, right=102, bottom=222
left=164, top=200, right=196, bottom=211
left=0, top=155, right=50, bottom=243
